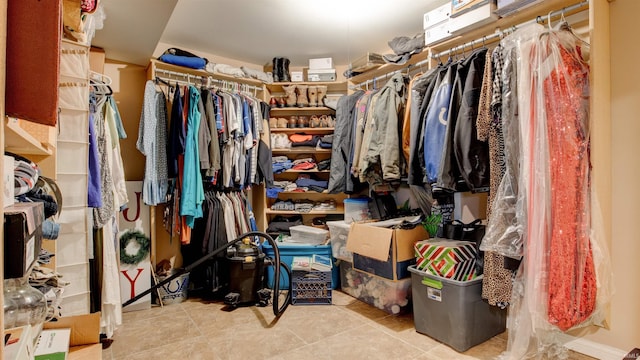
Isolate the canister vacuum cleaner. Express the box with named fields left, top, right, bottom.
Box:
left=123, top=231, right=292, bottom=317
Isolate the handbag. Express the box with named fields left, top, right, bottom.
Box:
left=443, top=219, right=485, bottom=274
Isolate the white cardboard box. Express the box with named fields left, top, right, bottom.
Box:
left=308, top=57, right=333, bottom=70
left=34, top=328, right=71, bottom=360
left=423, top=2, right=451, bottom=29
left=449, top=2, right=498, bottom=35
left=307, top=68, right=336, bottom=82
left=425, top=20, right=453, bottom=46
left=4, top=154, right=15, bottom=207
left=291, top=71, right=304, bottom=82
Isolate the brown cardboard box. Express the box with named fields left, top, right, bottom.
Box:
left=90, top=47, right=106, bottom=74
left=43, top=313, right=102, bottom=360
left=346, top=223, right=428, bottom=280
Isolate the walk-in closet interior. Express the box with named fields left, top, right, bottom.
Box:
left=1, top=0, right=638, bottom=359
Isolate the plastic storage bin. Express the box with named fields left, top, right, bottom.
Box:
left=291, top=270, right=332, bottom=305
left=289, top=225, right=329, bottom=245
left=408, top=266, right=506, bottom=352
left=340, top=261, right=412, bottom=315
left=327, top=220, right=353, bottom=262
left=262, top=242, right=339, bottom=289
left=343, top=198, right=371, bottom=224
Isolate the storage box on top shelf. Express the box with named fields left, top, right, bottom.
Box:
left=408, top=266, right=506, bottom=352
left=307, top=68, right=336, bottom=82
left=346, top=222, right=429, bottom=281
left=495, top=0, right=543, bottom=17
left=291, top=71, right=304, bottom=82
left=450, top=0, right=492, bottom=17
left=425, top=21, right=453, bottom=46
left=349, top=53, right=385, bottom=73
left=423, top=2, right=451, bottom=29
left=262, top=242, right=339, bottom=289
left=4, top=202, right=44, bottom=279
left=449, top=0, right=498, bottom=35
left=308, top=57, right=333, bottom=70
left=340, top=260, right=412, bottom=315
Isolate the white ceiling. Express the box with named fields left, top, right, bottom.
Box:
left=92, top=0, right=449, bottom=68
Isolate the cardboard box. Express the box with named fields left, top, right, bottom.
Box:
left=4, top=155, right=15, bottom=207
left=89, top=46, right=105, bottom=74
left=43, top=313, right=102, bottom=360
left=4, top=202, right=44, bottom=279
left=423, top=2, right=451, bottom=29
left=450, top=0, right=491, bottom=16
left=291, top=71, right=304, bottom=82
left=425, top=21, right=453, bottom=46
left=346, top=223, right=428, bottom=280
left=307, top=69, right=336, bottom=82
left=34, top=328, right=71, bottom=359
left=449, top=1, right=498, bottom=34
left=495, top=0, right=543, bottom=17
left=308, top=57, right=333, bottom=70
left=349, top=53, right=385, bottom=73
left=4, top=325, right=35, bottom=360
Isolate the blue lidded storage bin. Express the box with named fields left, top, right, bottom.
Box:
left=262, top=242, right=339, bottom=290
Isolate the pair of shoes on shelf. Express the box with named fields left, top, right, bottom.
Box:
left=270, top=117, right=290, bottom=128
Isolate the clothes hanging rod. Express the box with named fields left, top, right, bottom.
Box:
left=431, top=0, right=588, bottom=60
left=154, top=68, right=262, bottom=92
left=350, top=0, right=588, bottom=90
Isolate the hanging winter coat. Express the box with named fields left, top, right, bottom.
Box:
left=454, top=47, right=490, bottom=192
left=423, top=63, right=456, bottom=185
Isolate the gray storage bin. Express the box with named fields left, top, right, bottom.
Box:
left=408, top=265, right=506, bottom=352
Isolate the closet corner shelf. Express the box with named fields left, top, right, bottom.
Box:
left=149, top=59, right=265, bottom=87
left=271, top=147, right=331, bottom=154
left=4, top=117, right=54, bottom=156
left=270, top=127, right=335, bottom=134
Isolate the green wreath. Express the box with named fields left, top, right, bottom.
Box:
left=119, top=230, right=151, bottom=265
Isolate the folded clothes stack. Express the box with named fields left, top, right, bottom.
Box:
left=317, top=159, right=331, bottom=171
left=290, top=134, right=320, bottom=147
left=318, top=134, right=333, bottom=149
left=292, top=157, right=317, bottom=171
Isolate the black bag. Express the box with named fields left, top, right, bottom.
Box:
left=443, top=219, right=485, bottom=274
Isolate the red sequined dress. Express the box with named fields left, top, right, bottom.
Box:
left=543, top=43, right=596, bottom=331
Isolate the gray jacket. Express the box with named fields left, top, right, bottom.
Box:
left=328, top=91, right=364, bottom=193
left=360, top=73, right=406, bottom=185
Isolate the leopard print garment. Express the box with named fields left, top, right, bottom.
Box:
left=476, top=46, right=514, bottom=307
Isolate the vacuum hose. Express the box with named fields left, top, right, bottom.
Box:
left=122, top=231, right=291, bottom=317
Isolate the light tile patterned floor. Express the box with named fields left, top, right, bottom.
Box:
left=101, top=291, right=598, bottom=360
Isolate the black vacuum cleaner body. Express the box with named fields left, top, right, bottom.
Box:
left=224, top=238, right=270, bottom=307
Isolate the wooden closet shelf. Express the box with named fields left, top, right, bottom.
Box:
left=270, top=127, right=335, bottom=134
left=5, top=117, right=54, bottom=156
left=150, top=59, right=265, bottom=87
left=266, top=208, right=344, bottom=215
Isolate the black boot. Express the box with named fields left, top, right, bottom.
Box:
left=272, top=57, right=282, bottom=82
left=281, top=58, right=291, bottom=82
